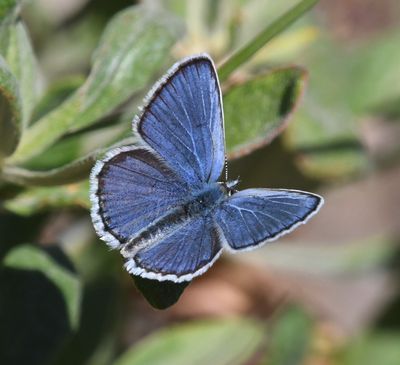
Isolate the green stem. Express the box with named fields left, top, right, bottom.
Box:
left=218, top=0, right=320, bottom=82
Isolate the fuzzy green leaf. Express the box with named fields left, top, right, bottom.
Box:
left=3, top=244, right=81, bottom=328
left=2, top=156, right=97, bottom=186
left=0, top=0, right=20, bottom=25
left=23, top=89, right=138, bottom=172
left=224, top=66, right=307, bottom=159
left=0, top=0, right=20, bottom=54
left=0, top=244, right=81, bottom=365
left=9, top=4, right=182, bottom=164
left=4, top=181, right=90, bottom=215
left=284, top=96, right=370, bottom=180
left=53, top=273, right=121, bottom=365
left=2, top=137, right=136, bottom=186
left=348, top=31, right=400, bottom=114
left=339, top=333, right=400, bottom=365
left=0, top=55, right=21, bottom=158
left=22, top=121, right=130, bottom=172
left=265, top=307, right=313, bottom=365
left=114, top=318, right=264, bottom=365
left=244, top=236, right=396, bottom=276
left=5, top=21, right=41, bottom=128
left=30, top=75, right=84, bottom=124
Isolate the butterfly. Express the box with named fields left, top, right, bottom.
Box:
left=90, top=54, right=324, bottom=283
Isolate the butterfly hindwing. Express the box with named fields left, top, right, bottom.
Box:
left=214, top=189, right=323, bottom=251
left=125, top=216, right=223, bottom=282
left=136, top=54, right=225, bottom=187
left=90, top=147, right=189, bottom=249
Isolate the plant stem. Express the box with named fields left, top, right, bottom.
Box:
left=218, top=0, right=320, bottom=82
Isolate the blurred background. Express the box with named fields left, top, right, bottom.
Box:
left=1, top=0, right=400, bottom=364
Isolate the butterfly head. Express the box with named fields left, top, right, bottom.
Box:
left=219, top=178, right=240, bottom=196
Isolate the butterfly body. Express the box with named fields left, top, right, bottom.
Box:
left=119, top=181, right=225, bottom=257
left=185, top=182, right=227, bottom=216
left=90, top=54, right=323, bottom=283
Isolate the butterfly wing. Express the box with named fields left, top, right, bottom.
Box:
left=135, top=54, right=225, bottom=187
left=90, top=146, right=189, bottom=249
left=214, top=189, right=323, bottom=251
left=124, top=216, right=223, bottom=282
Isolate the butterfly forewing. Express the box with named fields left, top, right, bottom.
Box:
left=214, top=189, right=323, bottom=251
left=90, top=147, right=189, bottom=249
left=136, top=55, right=225, bottom=187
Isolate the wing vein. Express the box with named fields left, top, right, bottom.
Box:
left=157, top=94, right=192, bottom=138
left=181, top=68, right=207, bottom=179
left=144, top=133, right=203, bottom=181
left=238, top=209, right=256, bottom=243
left=226, top=203, right=283, bottom=225
left=167, top=81, right=205, bottom=180
left=147, top=109, right=196, bottom=157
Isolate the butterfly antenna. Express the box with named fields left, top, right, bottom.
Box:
left=224, top=155, right=228, bottom=182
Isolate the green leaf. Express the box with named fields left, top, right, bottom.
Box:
left=284, top=96, right=370, bottom=180
left=23, top=91, right=138, bottom=172
left=5, top=21, right=41, bottom=128
left=224, top=66, right=307, bottom=159
left=114, top=318, right=265, bottom=365
left=1, top=137, right=136, bottom=186
left=244, top=236, right=396, bottom=276
left=0, top=55, right=21, bottom=158
left=339, top=333, right=400, bottom=365
left=370, top=95, right=400, bottom=120
left=9, top=4, right=182, bottom=164
left=30, top=75, right=84, bottom=124
left=347, top=31, right=400, bottom=114
left=295, top=31, right=400, bottom=118
left=0, top=0, right=20, bottom=25
left=0, top=244, right=81, bottom=365
left=21, top=120, right=130, bottom=171
left=0, top=0, right=21, bottom=54
left=23, top=132, right=83, bottom=170
left=218, top=0, right=320, bottom=82
left=54, top=277, right=121, bottom=365
left=3, top=244, right=81, bottom=328
left=2, top=156, right=97, bottom=186
left=264, top=307, right=313, bottom=365
left=4, top=181, right=90, bottom=215
left=279, top=36, right=371, bottom=180
left=54, top=242, right=123, bottom=365
left=133, top=276, right=190, bottom=309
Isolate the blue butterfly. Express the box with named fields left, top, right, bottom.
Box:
left=90, top=54, right=324, bottom=283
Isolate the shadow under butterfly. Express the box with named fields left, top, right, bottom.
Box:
left=90, top=54, right=323, bottom=308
